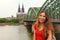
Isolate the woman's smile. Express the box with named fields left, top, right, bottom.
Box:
left=38, top=12, right=46, bottom=23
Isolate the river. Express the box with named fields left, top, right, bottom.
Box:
left=0, top=23, right=60, bottom=40
left=0, top=25, right=31, bottom=40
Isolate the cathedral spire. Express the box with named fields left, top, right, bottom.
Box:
left=22, top=4, right=24, bottom=13
left=18, top=4, right=20, bottom=12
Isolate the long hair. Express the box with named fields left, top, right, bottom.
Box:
left=35, top=10, right=54, bottom=32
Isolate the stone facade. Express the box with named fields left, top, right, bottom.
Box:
left=16, top=4, right=27, bottom=24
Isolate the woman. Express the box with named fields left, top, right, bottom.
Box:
left=32, top=11, right=54, bottom=40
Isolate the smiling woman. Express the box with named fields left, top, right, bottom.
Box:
left=32, top=11, right=54, bottom=40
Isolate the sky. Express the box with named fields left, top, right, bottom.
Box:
left=0, top=0, right=46, bottom=18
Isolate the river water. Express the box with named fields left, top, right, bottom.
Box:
left=0, top=23, right=60, bottom=40
left=0, top=25, right=31, bottom=40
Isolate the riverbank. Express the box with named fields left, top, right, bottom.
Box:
left=0, top=23, right=24, bottom=26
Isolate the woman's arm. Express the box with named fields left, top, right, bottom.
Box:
left=47, top=30, right=53, bottom=40
left=32, top=24, right=36, bottom=40
left=33, top=31, right=36, bottom=40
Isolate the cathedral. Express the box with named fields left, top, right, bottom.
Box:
left=16, top=4, right=27, bottom=19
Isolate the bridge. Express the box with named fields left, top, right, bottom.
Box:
left=23, top=0, right=60, bottom=40
left=24, top=0, right=60, bottom=25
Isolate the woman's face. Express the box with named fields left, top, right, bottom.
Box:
left=38, top=12, right=46, bottom=23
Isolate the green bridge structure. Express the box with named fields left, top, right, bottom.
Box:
left=24, top=0, right=60, bottom=40
left=24, top=0, right=60, bottom=25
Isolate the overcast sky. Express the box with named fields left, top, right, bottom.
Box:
left=0, top=0, right=46, bottom=18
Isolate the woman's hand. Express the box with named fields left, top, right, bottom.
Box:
left=47, top=30, right=53, bottom=40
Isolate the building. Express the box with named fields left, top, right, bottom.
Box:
left=16, top=4, right=27, bottom=24
left=6, top=15, right=16, bottom=20
left=16, top=4, right=27, bottom=19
